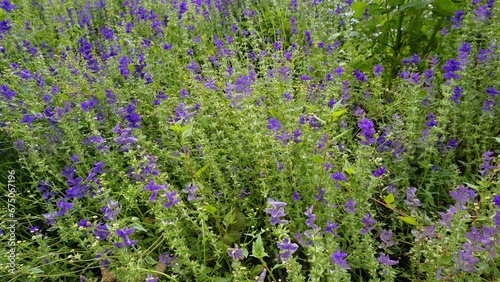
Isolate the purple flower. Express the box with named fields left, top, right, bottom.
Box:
left=450, top=10, right=464, bottom=28
left=324, top=220, right=339, bottom=237
left=239, top=188, right=250, bottom=199
left=331, top=248, right=350, bottom=270
left=358, top=118, right=376, bottom=145
left=1, top=0, right=16, bottom=12
left=425, top=113, right=437, bottom=127
left=373, top=64, right=383, bottom=77
left=442, top=59, right=462, bottom=80
left=438, top=205, right=456, bottom=229
left=481, top=99, right=497, bottom=112
left=377, top=253, right=398, bottom=267
left=101, top=199, right=121, bottom=221
left=493, top=195, right=500, bottom=207
left=404, top=187, right=421, bottom=207
left=402, top=54, right=421, bottom=64
left=227, top=244, right=245, bottom=260
left=494, top=211, right=500, bottom=227
left=144, top=180, right=165, bottom=202
left=275, top=131, right=292, bottom=146
left=159, top=252, right=176, bottom=267
left=449, top=186, right=476, bottom=210
left=334, top=66, right=344, bottom=77
left=163, top=190, right=179, bottom=208
left=451, top=86, right=463, bottom=104
left=380, top=230, right=394, bottom=248
left=486, top=87, right=500, bottom=97
left=304, top=205, right=320, bottom=231
left=373, top=166, right=385, bottom=177
left=93, top=224, right=110, bottom=241
left=359, top=212, right=376, bottom=234
left=330, top=172, right=347, bottom=188
left=453, top=243, right=479, bottom=272
left=265, top=198, right=288, bottom=225
left=0, top=85, right=16, bottom=100
left=313, top=186, right=326, bottom=202
left=277, top=237, right=298, bottom=263
left=13, top=139, right=24, bottom=151
left=266, top=118, right=282, bottom=132
left=114, top=227, right=137, bottom=248
left=343, top=198, right=357, bottom=213
left=77, top=218, right=92, bottom=228
left=0, top=20, right=11, bottom=37
left=182, top=183, right=201, bottom=201
left=353, top=69, right=367, bottom=82
left=255, top=267, right=267, bottom=281
left=292, top=191, right=301, bottom=201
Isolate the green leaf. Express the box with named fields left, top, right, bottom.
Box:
left=399, top=0, right=431, bottom=11
left=181, top=124, right=193, bottom=139
left=251, top=235, right=268, bottom=259
left=352, top=2, right=368, bottom=18
left=432, top=0, right=459, bottom=16
left=387, top=0, right=405, bottom=6
left=170, top=123, right=182, bottom=133
left=344, top=160, right=355, bottom=175
left=332, top=109, right=347, bottom=120
left=145, top=256, right=157, bottom=265
left=30, top=268, right=45, bottom=274
left=127, top=64, right=134, bottom=74
left=397, top=216, right=418, bottom=225
left=205, top=204, right=217, bottom=216
left=130, top=223, right=147, bottom=232
left=195, top=160, right=213, bottom=178
left=384, top=194, right=395, bottom=205
left=491, top=137, right=500, bottom=144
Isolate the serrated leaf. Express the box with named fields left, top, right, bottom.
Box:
left=130, top=223, right=147, bottom=232
left=251, top=235, right=268, bottom=259
left=384, top=194, right=395, bottom=205
left=397, top=216, right=418, bottom=225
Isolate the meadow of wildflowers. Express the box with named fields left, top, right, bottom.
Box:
left=0, top=0, right=499, bottom=281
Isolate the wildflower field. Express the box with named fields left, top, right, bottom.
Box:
left=0, top=0, right=499, bottom=281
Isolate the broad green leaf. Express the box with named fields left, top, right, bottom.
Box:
left=344, top=160, right=355, bottom=175
left=181, top=124, right=193, bottom=139
left=399, top=0, right=431, bottom=11
left=352, top=2, right=368, bottom=18
left=492, top=137, right=500, bottom=144
left=251, top=235, right=268, bottom=259
left=387, top=0, right=405, bottom=6
left=205, top=204, right=217, bottom=216
left=332, top=109, right=347, bottom=120
left=145, top=256, right=157, bottom=265
left=170, top=124, right=182, bottom=133
left=432, top=0, right=459, bottom=16
left=397, top=216, right=418, bottom=225
left=384, top=194, right=395, bottom=205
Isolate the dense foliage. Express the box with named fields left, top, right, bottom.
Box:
left=0, top=0, right=499, bottom=281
